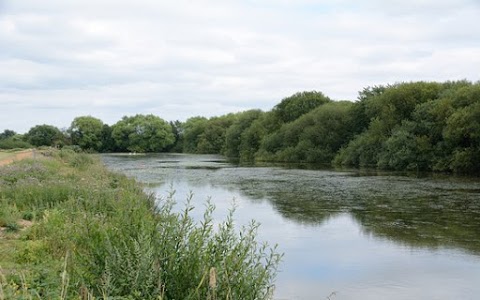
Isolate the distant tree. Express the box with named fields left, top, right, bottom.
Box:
left=235, top=111, right=282, bottom=162
left=69, top=116, right=104, bottom=151
left=377, top=123, right=433, bottom=171
left=238, top=118, right=265, bottom=162
left=100, top=124, right=116, bottom=152
left=24, top=124, right=64, bottom=147
left=0, top=134, right=31, bottom=149
left=196, top=114, right=236, bottom=154
left=181, top=117, right=208, bottom=153
left=273, top=91, right=331, bottom=123
left=334, top=118, right=388, bottom=167
left=0, top=129, right=16, bottom=140
left=224, top=110, right=263, bottom=158
left=111, top=114, right=175, bottom=152
left=257, top=102, right=354, bottom=163
left=364, top=82, right=443, bottom=133
left=166, top=120, right=183, bottom=152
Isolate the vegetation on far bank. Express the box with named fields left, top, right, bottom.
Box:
left=2, top=80, right=480, bottom=174
left=0, top=150, right=281, bottom=299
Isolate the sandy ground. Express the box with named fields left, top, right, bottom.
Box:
left=0, top=149, right=36, bottom=167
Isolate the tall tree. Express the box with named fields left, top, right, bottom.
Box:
left=69, top=116, right=104, bottom=151
left=0, top=129, right=16, bottom=140
left=111, top=114, right=175, bottom=152
left=273, top=91, right=330, bottom=123
left=181, top=117, right=208, bottom=153
left=25, top=124, right=64, bottom=147
left=225, top=110, right=263, bottom=158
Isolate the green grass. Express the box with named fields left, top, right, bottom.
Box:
left=0, top=150, right=282, bottom=300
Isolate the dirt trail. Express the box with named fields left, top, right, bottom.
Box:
left=0, top=149, right=36, bottom=167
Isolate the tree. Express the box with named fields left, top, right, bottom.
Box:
left=364, top=81, right=443, bottom=133
left=111, top=114, right=175, bottom=152
left=273, top=91, right=331, bottom=123
left=257, top=102, right=354, bottom=163
left=24, top=124, right=64, bottom=147
left=69, top=116, right=104, bottom=151
left=165, top=120, right=183, bottom=152
left=0, top=129, right=16, bottom=140
left=181, top=117, right=208, bottom=153
left=100, top=124, right=116, bottom=152
left=224, top=110, right=263, bottom=158
left=334, top=118, right=388, bottom=167
left=196, top=114, right=236, bottom=154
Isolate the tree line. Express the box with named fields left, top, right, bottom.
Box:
left=1, top=80, right=479, bottom=174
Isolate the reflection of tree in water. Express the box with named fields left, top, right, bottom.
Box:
left=233, top=173, right=480, bottom=255
left=350, top=193, right=480, bottom=255
left=102, top=154, right=480, bottom=256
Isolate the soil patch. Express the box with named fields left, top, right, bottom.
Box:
left=0, top=149, right=36, bottom=167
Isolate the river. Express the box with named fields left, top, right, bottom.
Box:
left=102, top=153, right=480, bottom=300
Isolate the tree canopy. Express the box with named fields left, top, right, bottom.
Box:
left=24, top=124, right=64, bottom=147
left=69, top=116, right=104, bottom=151
left=3, top=80, right=480, bottom=174
left=111, top=114, right=175, bottom=152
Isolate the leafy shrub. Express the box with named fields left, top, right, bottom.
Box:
left=0, top=137, right=31, bottom=149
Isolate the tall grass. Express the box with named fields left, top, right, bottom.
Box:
left=0, top=149, right=282, bottom=299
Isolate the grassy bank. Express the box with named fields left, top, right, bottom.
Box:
left=0, top=149, right=281, bottom=299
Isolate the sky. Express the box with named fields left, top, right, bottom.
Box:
left=1, top=0, right=479, bottom=133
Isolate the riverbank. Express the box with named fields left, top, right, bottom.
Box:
left=0, top=149, right=36, bottom=167
left=0, top=149, right=280, bottom=299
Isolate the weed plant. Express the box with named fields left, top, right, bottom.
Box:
left=0, top=149, right=282, bottom=299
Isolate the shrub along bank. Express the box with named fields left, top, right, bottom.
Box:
left=0, top=149, right=281, bottom=300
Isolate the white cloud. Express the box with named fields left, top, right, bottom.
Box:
left=1, top=0, right=479, bottom=132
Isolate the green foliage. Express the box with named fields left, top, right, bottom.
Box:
left=225, top=110, right=263, bottom=158
left=257, top=102, right=354, bottom=164
left=4, top=80, right=480, bottom=173
left=240, top=112, right=283, bottom=162
left=334, top=81, right=480, bottom=173
left=182, top=117, right=208, bottom=153
left=273, top=91, right=331, bottom=123
left=377, top=123, right=433, bottom=171
left=69, top=116, right=104, bottom=151
left=334, top=118, right=387, bottom=168
left=0, top=201, right=20, bottom=228
left=0, top=129, right=16, bottom=140
left=166, top=120, right=184, bottom=152
left=0, top=135, right=31, bottom=149
left=111, top=114, right=175, bottom=153
left=100, top=124, right=116, bottom=152
left=24, top=124, right=64, bottom=147
left=0, top=150, right=282, bottom=299
left=364, top=81, right=444, bottom=132
left=196, top=114, right=236, bottom=154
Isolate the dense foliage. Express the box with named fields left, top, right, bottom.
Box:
left=0, top=150, right=281, bottom=299
left=2, top=81, right=480, bottom=173
left=0, top=129, right=31, bottom=149
left=111, top=114, right=175, bottom=152
left=69, top=116, right=105, bottom=151
left=24, top=124, right=64, bottom=147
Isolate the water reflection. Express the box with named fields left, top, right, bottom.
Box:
left=102, top=153, right=480, bottom=299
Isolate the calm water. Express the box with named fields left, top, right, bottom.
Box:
left=102, top=153, right=480, bottom=300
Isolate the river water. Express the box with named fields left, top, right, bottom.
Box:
left=102, top=153, right=480, bottom=300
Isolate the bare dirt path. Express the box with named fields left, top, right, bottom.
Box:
left=0, top=149, right=36, bottom=167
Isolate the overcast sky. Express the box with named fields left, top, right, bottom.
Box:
left=1, top=0, right=479, bottom=133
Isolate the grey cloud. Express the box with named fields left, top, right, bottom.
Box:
left=1, top=0, right=479, bottom=132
